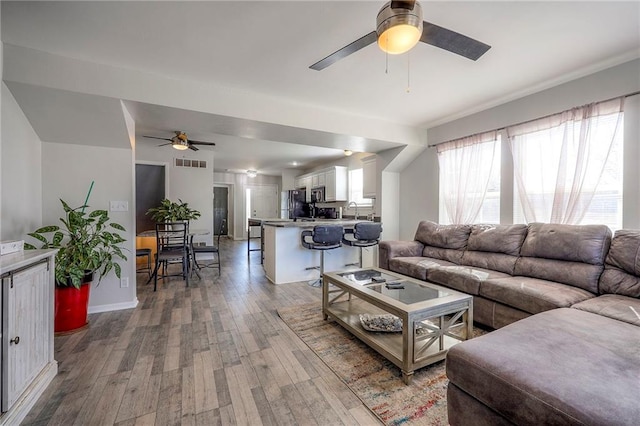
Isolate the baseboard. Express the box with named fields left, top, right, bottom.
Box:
left=88, top=298, right=139, bottom=314
left=1, top=362, right=57, bottom=425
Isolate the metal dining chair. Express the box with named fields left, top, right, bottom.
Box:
left=151, top=222, right=190, bottom=291
left=192, top=218, right=225, bottom=275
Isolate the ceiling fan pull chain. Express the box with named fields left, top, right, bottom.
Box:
left=406, top=51, right=411, bottom=93
left=385, top=35, right=389, bottom=74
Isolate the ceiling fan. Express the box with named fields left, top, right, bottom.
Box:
left=143, top=131, right=216, bottom=151
left=309, top=0, right=491, bottom=71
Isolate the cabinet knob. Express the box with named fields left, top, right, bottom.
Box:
left=10, top=336, right=20, bottom=345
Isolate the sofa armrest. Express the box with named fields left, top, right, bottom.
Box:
left=378, top=240, right=424, bottom=269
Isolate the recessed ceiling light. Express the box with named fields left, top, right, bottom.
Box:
left=344, top=150, right=353, bottom=156
left=292, top=161, right=298, bottom=166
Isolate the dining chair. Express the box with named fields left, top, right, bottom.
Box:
left=192, top=218, right=225, bottom=275
left=151, top=221, right=190, bottom=291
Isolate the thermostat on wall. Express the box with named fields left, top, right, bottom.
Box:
left=0, top=240, right=24, bottom=256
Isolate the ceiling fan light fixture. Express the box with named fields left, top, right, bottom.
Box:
left=247, top=170, right=258, bottom=178
left=376, top=1, right=423, bottom=54
left=171, top=136, right=189, bottom=150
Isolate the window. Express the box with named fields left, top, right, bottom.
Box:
left=348, top=168, right=372, bottom=206
left=510, top=98, right=624, bottom=229
left=437, top=132, right=501, bottom=224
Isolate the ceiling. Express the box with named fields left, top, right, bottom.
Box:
left=2, top=1, right=639, bottom=175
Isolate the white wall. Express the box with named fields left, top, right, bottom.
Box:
left=399, top=59, right=640, bottom=236
left=136, top=143, right=215, bottom=245
left=41, top=142, right=136, bottom=312
left=1, top=82, right=42, bottom=240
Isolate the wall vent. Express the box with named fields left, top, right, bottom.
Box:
left=175, top=158, right=207, bottom=169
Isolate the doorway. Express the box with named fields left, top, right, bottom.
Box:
left=213, top=187, right=228, bottom=236
left=135, top=164, right=166, bottom=232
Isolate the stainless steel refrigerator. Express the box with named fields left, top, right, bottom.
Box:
left=281, top=190, right=309, bottom=219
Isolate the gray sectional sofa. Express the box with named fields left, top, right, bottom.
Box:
left=379, top=221, right=640, bottom=425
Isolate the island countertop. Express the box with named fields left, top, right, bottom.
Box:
left=262, top=219, right=370, bottom=228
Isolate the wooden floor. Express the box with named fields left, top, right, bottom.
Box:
left=23, top=238, right=381, bottom=426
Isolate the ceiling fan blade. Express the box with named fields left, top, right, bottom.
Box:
left=157, top=142, right=172, bottom=147
left=420, top=21, right=491, bottom=61
left=189, top=140, right=216, bottom=146
left=188, top=144, right=199, bottom=151
left=390, top=0, right=415, bottom=10
left=143, top=135, right=173, bottom=142
left=309, top=31, right=377, bottom=71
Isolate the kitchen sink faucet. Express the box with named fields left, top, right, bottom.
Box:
left=348, top=201, right=359, bottom=220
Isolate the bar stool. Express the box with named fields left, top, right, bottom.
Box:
left=301, top=225, right=344, bottom=287
left=343, top=222, right=383, bottom=268
left=136, top=248, right=152, bottom=277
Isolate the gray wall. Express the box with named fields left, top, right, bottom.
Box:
left=41, top=141, right=137, bottom=312
left=399, top=59, right=640, bottom=238
left=1, top=82, right=42, bottom=240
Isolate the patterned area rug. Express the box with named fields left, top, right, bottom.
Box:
left=278, top=302, right=483, bottom=426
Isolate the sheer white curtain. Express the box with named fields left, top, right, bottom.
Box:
left=437, top=131, right=499, bottom=224
left=508, top=97, right=624, bottom=225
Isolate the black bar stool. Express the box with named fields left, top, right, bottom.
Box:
left=343, top=222, right=383, bottom=268
left=301, top=225, right=344, bottom=287
left=136, top=248, right=152, bottom=277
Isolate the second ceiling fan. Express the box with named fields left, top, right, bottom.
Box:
left=143, top=131, right=216, bottom=151
left=310, top=0, right=491, bottom=71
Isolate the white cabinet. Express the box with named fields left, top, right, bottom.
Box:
left=0, top=250, right=57, bottom=425
left=6, top=262, right=50, bottom=408
left=325, top=166, right=348, bottom=202
left=296, top=166, right=347, bottom=202
left=362, top=156, right=377, bottom=199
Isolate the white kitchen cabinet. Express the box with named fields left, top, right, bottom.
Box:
left=362, top=155, right=377, bottom=199
left=0, top=250, right=57, bottom=425
left=325, top=166, right=348, bottom=202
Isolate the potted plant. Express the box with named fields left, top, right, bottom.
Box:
left=146, top=198, right=201, bottom=223
left=25, top=198, right=127, bottom=333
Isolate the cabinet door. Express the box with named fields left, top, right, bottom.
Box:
left=325, top=170, right=336, bottom=201
left=363, top=158, right=376, bottom=198
left=317, top=172, right=326, bottom=187
left=6, top=262, right=50, bottom=408
left=311, top=174, right=319, bottom=188
left=303, top=177, right=312, bottom=202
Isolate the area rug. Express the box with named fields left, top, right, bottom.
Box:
left=278, top=302, right=484, bottom=425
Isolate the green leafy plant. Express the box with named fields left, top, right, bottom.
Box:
left=146, top=198, right=201, bottom=223
left=25, top=199, right=127, bottom=289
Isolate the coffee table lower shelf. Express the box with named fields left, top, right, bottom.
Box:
left=323, top=298, right=469, bottom=384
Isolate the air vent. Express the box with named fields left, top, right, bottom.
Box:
left=175, top=158, right=207, bottom=168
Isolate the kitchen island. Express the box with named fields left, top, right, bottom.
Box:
left=262, top=219, right=377, bottom=284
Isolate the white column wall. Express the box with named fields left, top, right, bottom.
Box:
left=1, top=83, right=42, bottom=241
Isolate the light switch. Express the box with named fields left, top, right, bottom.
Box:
left=110, top=201, right=128, bottom=212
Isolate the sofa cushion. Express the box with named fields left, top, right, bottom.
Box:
left=520, top=222, right=611, bottom=265
left=514, top=257, right=603, bottom=294
left=422, top=246, right=464, bottom=264
left=414, top=221, right=471, bottom=250
left=572, top=294, right=640, bottom=326
left=446, top=308, right=640, bottom=426
left=467, top=224, right=528, bottom=256
left=598, top=229, right=640, bottom=297
left=461, top=251, right=518, bottom=275
left=428, top=266, right=510, bottom=295
left=387, top=257, right=456, bottom=281
left=479, top=276, right=595, bottom=314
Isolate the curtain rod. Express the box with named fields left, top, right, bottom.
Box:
left=427, top=90, right=640, bottom=148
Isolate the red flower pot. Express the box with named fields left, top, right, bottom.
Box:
left=55, top=274, right=92, bottom=333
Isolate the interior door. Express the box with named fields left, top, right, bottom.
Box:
left=213, top=187, right=228, bottom=235
left=135, top=164, right=166, bottom=232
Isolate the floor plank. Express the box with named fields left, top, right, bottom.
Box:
left=22, top=239, right=381, bottom=425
